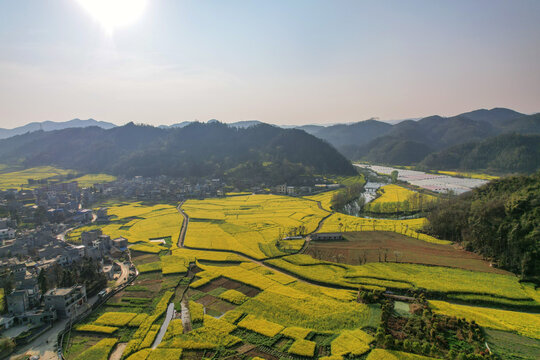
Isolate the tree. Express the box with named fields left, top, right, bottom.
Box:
left=391, top=170, right=399, bottom=183
left=38, top=269, right=48, bottom=295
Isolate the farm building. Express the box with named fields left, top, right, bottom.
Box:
left=311, top=232, right=343, bottom=241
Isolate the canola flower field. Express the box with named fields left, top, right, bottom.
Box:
left=67, top=202, right=182, bottom=253
left=62, top=191, right=540, bottom=360
left=182, top=194, right=329, bottom=259
left=0, top=165, right=116, bottom=190
left=319, top=212, right=451, bottom=245
left=0, top=166, right=76, bottom=190
left=429, top=300, right=540, bottom=340
left=436, top=171, right=499, bottom=181
left=266, top=254, right=535, bottom=303
left=364, top=184, right=438, bottom=213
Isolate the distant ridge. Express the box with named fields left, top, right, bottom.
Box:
left=0, top=122, right=356, bottom=182
left=0, top=118, right=116, bottom=139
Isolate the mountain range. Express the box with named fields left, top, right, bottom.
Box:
left=1, top=107, right=538, bottom=175
left=0, top=122, right=355, bottom=184
left=0, top=118, right=116, bottom=139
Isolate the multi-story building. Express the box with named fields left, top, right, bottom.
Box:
left=44, top=285, right=87, bottom=318
left=7, top=290, right=29, bottom=315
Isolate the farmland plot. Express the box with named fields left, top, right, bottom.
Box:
left=364, top=184, right=437, bottom=213
left=182, top=195, right=329, bottom=259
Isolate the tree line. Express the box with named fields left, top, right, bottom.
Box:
left=424, top=171, right=540, bottom=280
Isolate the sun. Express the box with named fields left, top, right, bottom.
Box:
left=75, top=0, right=148, bottom=34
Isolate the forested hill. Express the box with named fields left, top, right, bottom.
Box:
left=419, top=133, right=540, bottom=174
left=311, top=108, right=540, bottom=172
left=425, top=171, right=540, bottom=279
left=0, top=122, right=356, bottom=182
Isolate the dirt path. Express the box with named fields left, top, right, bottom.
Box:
left=177, top=201, right=188, bottom=248
left=109, top=343, right=127, bottom=360
left=180, top=298, right=192, bottom=333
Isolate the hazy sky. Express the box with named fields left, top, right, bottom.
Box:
left=1, top=0, right=539, bottom=127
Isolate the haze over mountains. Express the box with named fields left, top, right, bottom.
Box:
left=1, top=107, right=538, bottom=175
left=0, top=118, right=116, bottom=139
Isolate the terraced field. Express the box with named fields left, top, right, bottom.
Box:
left=266, top=254, right=536, bottom=304
left=182, top=195, right=329, bottom=259
left=62, top=194, right=540, bottom=360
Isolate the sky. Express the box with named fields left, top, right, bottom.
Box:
left=0, top=0, right=539, bottom=128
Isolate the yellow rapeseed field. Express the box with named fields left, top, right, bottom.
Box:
left=94, top=312, right=137, bottom=326
left=67, top=202, right=182, bottom=251
left=69, top=174, right=117, bottom=187
left=429, top=300, right=540, bottom=339
left=72, top=338, right=118, bottom=360
left=237, top=315, right=284, bottom=337
left=437, top=171, right=499, bottom=181
left=182, top=194, right=329, bottom=259
left=288, top=339, right=317, bottom=357
left=304, top=190, right=339, bottom=212
left=319, top=213, right=450, bottom=245
left=331, top=329, right=374, bottom=357
left=364, top=184, right=437, bottom=213
left=0, top=166, right=76, bottom=190
left=267, top=255, right=534, bottom=301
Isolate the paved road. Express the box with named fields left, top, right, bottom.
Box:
left=9, top=295, right=98, bottom=360
left=151, top=303, right=175, bottom=349
left=114, top=261, right=130, bottom=288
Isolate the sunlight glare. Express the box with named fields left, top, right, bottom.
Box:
left=76, top=0, right=148, bottom=34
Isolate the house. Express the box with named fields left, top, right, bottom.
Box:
left=81, top=229, right=103, bottom=247
left=286, top=186, right=295, bottom=195
left=7, top=290, right=30, bottom=315
left=112, top=237, right=128, bottom=249
left=310, top=232, right=343, bottom=241
left=0, top=316, right=14, bottom=330
left=275, top=184, right=287, bottom=194
left=0, top=228, right=15, bottom=241
left=16, top=308, right=57, bottom=326
left=44, top=285, right=87, bottom=318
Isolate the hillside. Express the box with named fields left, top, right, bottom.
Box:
left=0, top=122, right=355, bottom=183
left=332, top=109, right=540, bottom=171
left=425, top=171, right=540, bottom=278
left=420, top=133, right=540, bottom=174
